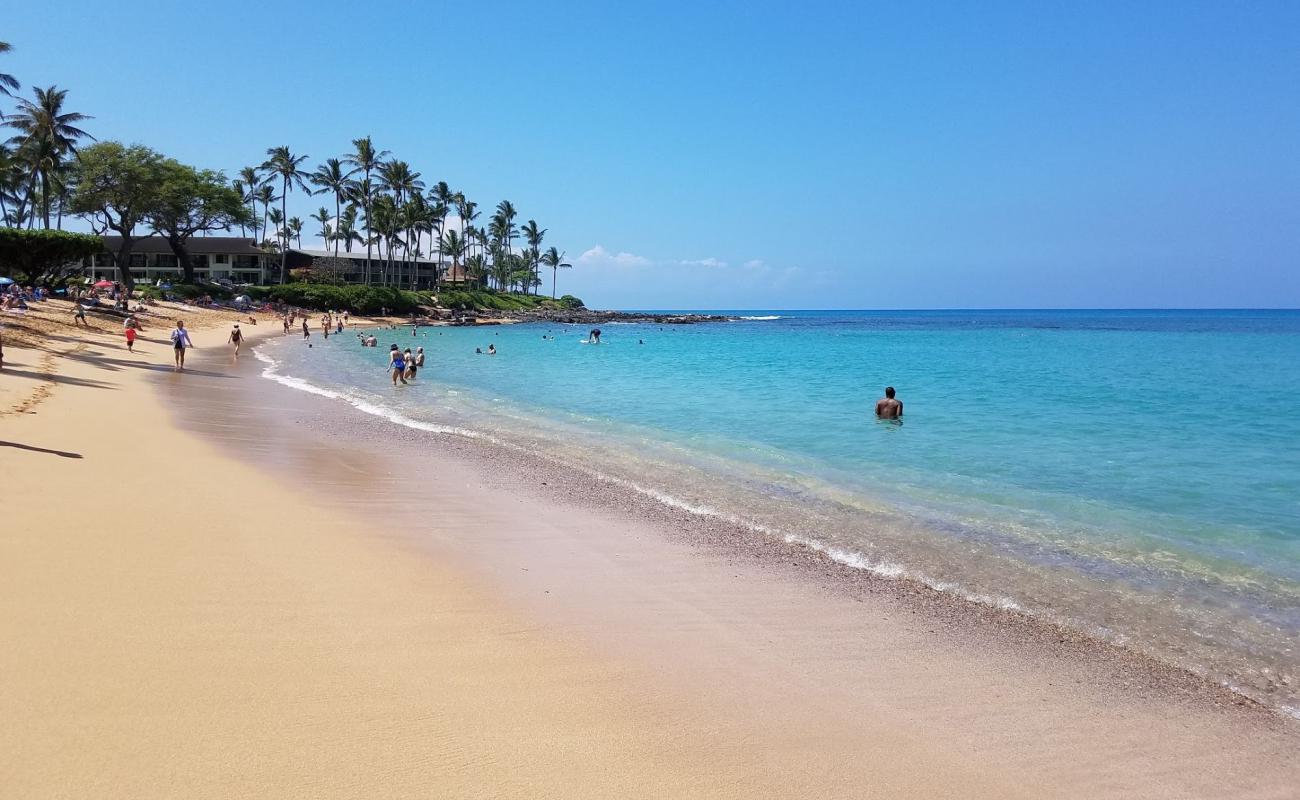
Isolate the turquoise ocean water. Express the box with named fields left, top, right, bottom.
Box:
left=256, top=310, right=1300, bottom=713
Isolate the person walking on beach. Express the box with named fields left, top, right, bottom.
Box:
left=302, top=318, right=310, bottom=339
left=73, top=303, right=88, bottom=326
left=282, top=315, right=289, bottom=335
left=388, top=345, right=408, bottom=386
left=875, top=386, right=903, bottom=419
left=228, top=323, right=244, bottom=358
left=170, top=320, right=194, bottom=372
left=124, top=317, right=138, bottom=352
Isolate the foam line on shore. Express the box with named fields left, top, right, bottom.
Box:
left=254, top=342, right=1027, bottom=618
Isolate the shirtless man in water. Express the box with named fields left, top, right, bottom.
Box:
left=875, top=386, right=903, bottom=419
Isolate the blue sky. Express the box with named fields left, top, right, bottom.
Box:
left=5, top=1, right=1298, bottom=308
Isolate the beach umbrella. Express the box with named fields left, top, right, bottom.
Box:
left=0, top=276, right=14, bottom=286
left=94, top=279, right=114, bottom=288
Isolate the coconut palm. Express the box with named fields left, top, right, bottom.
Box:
left=267, top=207, right=284, bottom=252
left=261, top=145, right=311, bottom=282
left=5, top=85, right=94, bottom=228
left=520, top=219, right=545, bottom=294
left=336, top=206, right=363, bottom=254
left=440, top=229, right=465, bottom=285
left=540, top=247, right=572, bottom=299
left=310, top=206, right=333, bottom=249
left=239, top=167, right=263, bottom=241
left=0, top=41, right=18, bottom=99
left=288, top=215, right=304, bottom=248
left=255, top=183, right=277, bottom=245
left=309, top=157, right=356, bottom=258
left=343, top=136, right=389, bottom=283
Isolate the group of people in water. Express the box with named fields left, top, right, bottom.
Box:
left=386, top=344, right=425, bottom=385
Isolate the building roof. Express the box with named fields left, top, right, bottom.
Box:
left=288, top=248, right=445, bottom=266
left=100, top=235, right=263, bottom=255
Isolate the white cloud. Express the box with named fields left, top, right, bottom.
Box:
left=678, top=257, right=728, bottom=268
left=742, top=259, right=766, bottom=270
left=578, top=244, right=652, bottom=268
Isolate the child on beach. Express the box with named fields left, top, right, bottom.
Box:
left=125, top=323, right=137, bottom=352
left=302, top=319, right=309, bottom=339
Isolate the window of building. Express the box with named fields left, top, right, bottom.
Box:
left=129, top=254, right=146, bottom=268
left=155, top=254, right=178, bottom=268
left=190, top=254, right=207, bottom=268
left=214, top=253, right=229, bottom=264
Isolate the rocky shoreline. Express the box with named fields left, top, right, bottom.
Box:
left=427, top=307, right=736, bottom=325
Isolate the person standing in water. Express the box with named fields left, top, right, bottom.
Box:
left=170, top=319, right=194, bottom=372
left=228, top=323, right=244, bottom=358
left=414, top=347, right=425, bottom=367
left=302, top=318, right=310, bottom=339
left=388, top=346, right=408, bottom=385
left=875, top=386, right=903, bottom=419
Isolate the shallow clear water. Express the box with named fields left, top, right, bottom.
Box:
left=257, top=310, right=1300, bottom=713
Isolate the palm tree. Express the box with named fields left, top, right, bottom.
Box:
left=309, top=157, right=356, bottom=258
left=440, top=229, right=465, bottom=284
left=310, top=206, right=332, bottom=249
left=540, top=247, right=572, bottom=299
left=262, top=145, right=311, bottom=282
left=267, top=207, right=284, bottom=252
left=5, top=85, right=94, bottom=228
left=343, top=136, right=389, bottom=284
left=255, top=183, right=277, bottom=245
left=288, top=215, right=304, bottom=248
left=336, top=206, right=363, bottom=254
left=520, top=219, right=545, bottom=294
left=238, top=166, right=262, bottom=242
left=0, top=41, right=19, bottom=99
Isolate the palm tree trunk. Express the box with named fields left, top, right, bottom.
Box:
left=333, top=194, right=341, bottom=258
left=280, top=179, right=289, bottom=283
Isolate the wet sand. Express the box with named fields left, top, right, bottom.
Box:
left=3, top=324, right=1299, bottom=798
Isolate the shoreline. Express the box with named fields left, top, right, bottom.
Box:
left=248, top=326, right=1298, bottom=719
left=170, top=329, right=1300, bottom=790
left=5, top=316, right=1299, bottom=797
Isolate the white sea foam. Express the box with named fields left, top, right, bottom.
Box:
left=739, top=315, right=782, bottom=321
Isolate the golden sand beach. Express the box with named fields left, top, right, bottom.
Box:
left=3, top=304, right=1299, bottom=798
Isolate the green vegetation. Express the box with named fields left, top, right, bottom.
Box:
left=1, top=42, right=581, bottom=300
left=246, top=283, right=428, bottom=315
left=139, top=282, right=233, bottom=301
left=0, top=227, right=100, bottom=284
left=432, top=289, right=584, bottom=312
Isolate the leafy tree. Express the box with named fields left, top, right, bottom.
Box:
left=4, top=86, right=94, bottom=229
left=147, top=160, right=248, bottom=283
left=0, top=227, right=100, bottom=285
left=261, top=145, right=310, bottom=282
left=69, top=141, right=167, bottom=291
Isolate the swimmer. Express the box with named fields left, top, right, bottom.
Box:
left=874, top=386, right=903, bottom=419
left=415, top=347, right=425, bottom=367
left=487, top=343, right=496, bottom=355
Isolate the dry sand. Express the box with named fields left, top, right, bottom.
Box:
left=2, top=320, right=1298, bottom=799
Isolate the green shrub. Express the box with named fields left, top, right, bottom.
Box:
left=0, top=228, right=101, bottom=285
left=245, top=283, right=429, bottom=314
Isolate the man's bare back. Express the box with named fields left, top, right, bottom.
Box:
left=875, top=387, right=903, bottom=419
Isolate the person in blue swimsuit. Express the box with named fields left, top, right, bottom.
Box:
left=388, top=345, right=407, bottom=385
